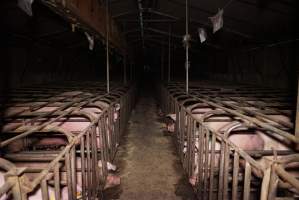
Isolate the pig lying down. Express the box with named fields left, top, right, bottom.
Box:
left=0, top=103, right=122, bottom=198
left=2, top=102, right=121, bottom=152
left=188, top=122, right=265, bottom=186
left=164, top=107, right=214, bottom=133
left=164, top=110, right=298, bottom=194
left=0, top=158, right=120, bottom=200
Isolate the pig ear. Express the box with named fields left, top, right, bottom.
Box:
left=115, top=104, right=120, bottom=111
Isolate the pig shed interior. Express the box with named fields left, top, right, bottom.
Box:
left=0, top=0, right=299, bottom=200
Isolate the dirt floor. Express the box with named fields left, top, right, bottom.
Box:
left=104, top=92, right=196, bottom=200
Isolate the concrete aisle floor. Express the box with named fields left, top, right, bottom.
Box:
left=104, top=93, right=196, bottom=200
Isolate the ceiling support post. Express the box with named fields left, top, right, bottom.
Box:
left=168, top=25, right=171, bottom=83
left=295, top=79, right=299, bottom=150
left=123, top=54, right=127, bottom=85
left=106, top=0, right=110, bottom=93
left=161, top=43, right=164, bottom=81
left=185, top=0, right=190, bottom=94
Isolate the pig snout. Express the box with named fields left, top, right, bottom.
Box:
left=165, top=114, right=176, bottom=133
left=167, top=122, right=175, bottom=133
left=104, top=174, right=121, bottom=189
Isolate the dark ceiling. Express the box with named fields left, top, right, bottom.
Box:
left=110, top=0, right=298, bottom=52
left=1, top=0, right=97, bottom=51
left=1, top=0, right=298, bottom=60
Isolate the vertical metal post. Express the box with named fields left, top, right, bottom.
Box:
left=161, top=43, right=164, bottom=81
left=123, top=54, right=127, bottom=85
left=106, top=0, right=110, bottom=93
left=168, top=25, right=171, bottom=83
left=185, top=0, right=189, bottom=94
left=295, top=79, right=299, bottom=150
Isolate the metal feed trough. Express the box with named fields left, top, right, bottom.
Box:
left=159, top=81, right=299, bottom=200
left=0, top=82, right=135, bottom=200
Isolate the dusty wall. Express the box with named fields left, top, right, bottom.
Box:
left=204, top=43, right=298, bottom=90
left=1, top=46, right=104, bottom=89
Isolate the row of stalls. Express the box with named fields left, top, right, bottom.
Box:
left=0, top=81, right=135, bottom=199
left=160, top=81, right=299, bottom=200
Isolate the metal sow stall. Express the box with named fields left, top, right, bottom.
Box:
left=160, top=82, right=299, bottom=200
left=0, top=82, right=135, bottom=200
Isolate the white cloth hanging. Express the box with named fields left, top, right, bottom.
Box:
left=18, top=0, right=34, bottom=16
left=209, top=9, right=224, bottom=33
left=198, top=28, right=207, bottom=43
left=85, top=32, right=94, bottom=51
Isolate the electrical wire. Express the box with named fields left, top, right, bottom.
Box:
left=222, top=0, right=234, bottom=10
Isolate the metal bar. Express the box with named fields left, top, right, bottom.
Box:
left=182, top=88, right=298, bottom=143
left=243, top=161, right=252, bottom=200
left=91, top=127, right=97, bottom=198
left=161, top=82, right=299, bottom=200
left=161, top=43, right=164, bottom=81
left=143, top=27, right=222, bottom=49
left=232, top=152, right=240, bottom=200
left=106, top=0, right=110, bottom=93
left=123, top=54, right=127, bottom=85
left=217, top=140, right=225, bottom=200
left=260, top=167, right=271, bottom=200
left=185, top=0, right=189, bottom=94
left=113, top=11, right=137, bottom=18
left=80, top=137, right=86, bottom=200
left=268, top=164, right=278, bottom=200
left=275, top=164, right=299, bottom=191
left=208, top=133, right=216, bottom=200
left=54, top=164, right=61, bottom=200
left=41, top=179, right=49, bottom=200
left=10, top=176, right=23, bottom=200
left=0, top=83, right=135, bottom=199
left=223, top=142, right=230, bottom=200
left=93, top=125, right=99, bottom=195
left=119, top=19, right=177, bottom=23
left=168, top=25, right=171, bottom=83
left=137, top=0, right=145, bottom=50
left=245, top=38, right=299, bottom=52
left=65, top=152, right=73, bottom=200
left=198, top=125, right=204, bottom=197
left=295, top=79, right=299, bottom=150
left=143, top=8, right=179, bottom=20
left=186, top=116, right=191, bottom=172
left=203, top=128, right=209, bottom=200
left=70, top=146, right=77, bottom=199
left=1, top=88, right=121, bottom=147
left=86, top=131, right=91, bottom=198
left=0, top=182, right=14, bottom=198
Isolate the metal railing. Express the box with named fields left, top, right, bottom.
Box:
left=0, top=82, right=135, bottom=199
left=159, top=82, right=299, bottom=200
